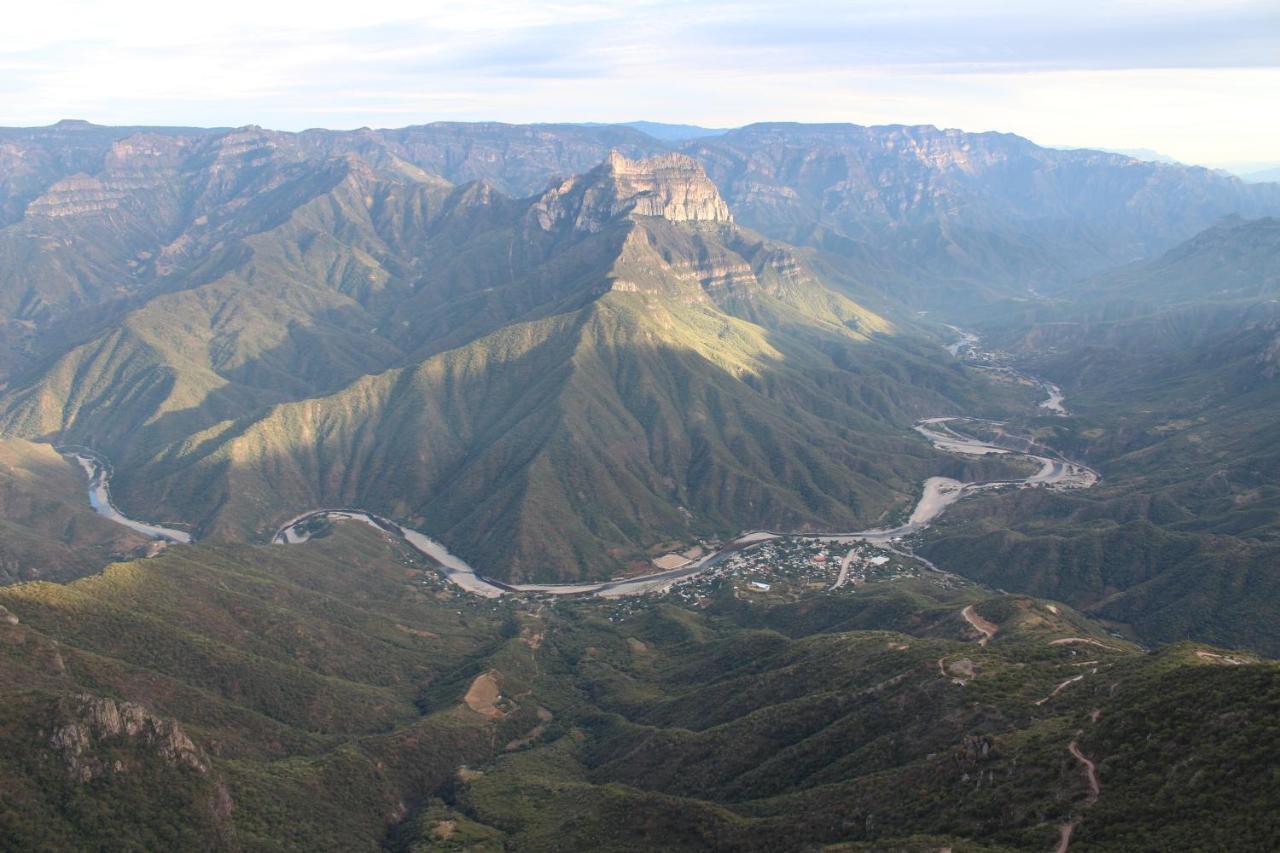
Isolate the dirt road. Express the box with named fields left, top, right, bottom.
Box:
left=961, top=605, right=998, bottom=645
left=1055, top=733, right=1101, bottom=852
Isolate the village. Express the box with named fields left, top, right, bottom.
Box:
left=603, top=536, right=935, bottom=621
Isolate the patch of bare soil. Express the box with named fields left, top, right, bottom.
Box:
left=395, top=623, right=439, bottom=639
left=464, top=671, right=505, bottom=718
left=937, top=655, right=975, bottom=685
left=1195, top=649, right=1251, bottom=665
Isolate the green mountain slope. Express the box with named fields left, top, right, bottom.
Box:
left=1, top=152, right=1017, bottom=582
left=0, top=520, right=1274, bottom=851
left=2, top=119, right=1279, bottom=852
left=455, top=590, right=1278, bottom=852
left=0, top=438, right=150, bottom=584
left=924, top=218, right=1280, bottom=654
left=122, top=156, right=1018, bottom=580
left=0, top=525, right=517, bottom=850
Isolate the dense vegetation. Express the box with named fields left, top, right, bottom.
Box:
left=1, top=119, right=1279, bottom=849
left=0, top=526, right=517, bottom=849
left=1, top=521, right=1274, bottom=850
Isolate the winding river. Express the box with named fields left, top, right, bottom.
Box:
left=63, top=448, right=192, bottom=544
left=64, top=425, right=1096, bottom=597
left=61, top=331, right=1096, bottom=598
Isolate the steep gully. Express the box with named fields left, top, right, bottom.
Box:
left=63, top=330, right=1097, bottom=599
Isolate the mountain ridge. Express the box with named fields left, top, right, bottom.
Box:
left=0, top=148, right=1018, bottom=581
left=2, top=121, right=1277, bottom=590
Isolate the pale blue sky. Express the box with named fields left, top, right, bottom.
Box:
left=3, top=0, right=1278, bottom=166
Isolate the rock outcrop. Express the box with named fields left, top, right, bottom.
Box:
left=602, top=151, right=732, bottom=223
left=50, top=693, right=209, bottom=782
left=530, top=151, right=732, bottom=232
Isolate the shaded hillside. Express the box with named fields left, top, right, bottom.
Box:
left=0, top=525, right=516, bottom=850
left=82, top=154, right=1006, bottom=581
left=1067, top=215, right=1280, bottom=306
left=925, top=219, right=1280, bottom=654
left=0, top=439, right=150, bottom=584
left=685, top=124, right=1280, bottom=308
left=450, top=586, right=1278, bottom=852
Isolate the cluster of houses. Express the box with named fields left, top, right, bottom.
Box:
left=603, top=537, right=921, bottom=620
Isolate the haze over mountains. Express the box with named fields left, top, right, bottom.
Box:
left=4, top=120, right=1277, bottom=321
left=1, top=118, right=1279, bottom=583
left=930, top=214, right=1280, bottom=654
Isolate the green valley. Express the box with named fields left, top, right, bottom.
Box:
left=2, top=117, right=1280, bottom=851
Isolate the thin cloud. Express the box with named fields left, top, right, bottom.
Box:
left=1, top=0, right=1277, bottom=164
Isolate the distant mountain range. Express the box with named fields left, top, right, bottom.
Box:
left=1, top=119, right=1278, bottom=586
left=1095, top=147, right=1183, bottom=164
left=578, top=121, right=730, bottom=141
left=4, top=120, right=1276, bottom=317
left=1243, top=165, right=1280, bottom=184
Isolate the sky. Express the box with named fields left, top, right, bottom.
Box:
left=3, top=0, right=1278, bottom=169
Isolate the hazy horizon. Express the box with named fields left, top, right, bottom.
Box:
left=4, top=1, right=1277, bottom=171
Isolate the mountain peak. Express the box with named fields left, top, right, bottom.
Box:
left=599, top=151, right=732, bottom=223
left=530, top=151, right=731, bottom=232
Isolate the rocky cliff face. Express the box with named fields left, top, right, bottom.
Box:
left=529, top=151, right=732, bottom=233
left=603, top=151, right=733, bottom=223
left=684, top=123, right=1280, bottom=302
left=26, top=174, right=130, bottom=218
left=50, top=693, right=210, bottom=782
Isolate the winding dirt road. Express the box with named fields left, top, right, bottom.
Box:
left=1070, top=739, right=1101, bottom=807
left=1050, top=637, right=1126, bottom=653
left=1034, top=674, right=1086, bottom=706
left=961, top=605, right=998, bottom=646
left=1056, top=735, right=1101, bottom=853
